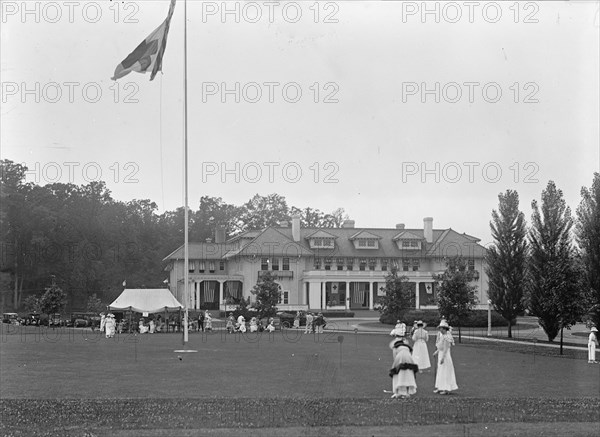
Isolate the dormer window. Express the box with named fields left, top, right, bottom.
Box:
left=310, top=237, right=335, bottom=249
left=400, top=240, right=421, bottom=250
left=355, top=239, right=379, bottom=249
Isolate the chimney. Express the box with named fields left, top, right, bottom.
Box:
left=423, top=217, right=433, bottom=243
left=215, top=226, right=226, bottom=244
left=396, top=223, right=405, bottom=230
left=291, top=215, right=300, bottom=242
left=342, top=220, right=355, bottom=228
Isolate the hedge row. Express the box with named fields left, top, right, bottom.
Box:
left=379, top=309, right=514, bottom=328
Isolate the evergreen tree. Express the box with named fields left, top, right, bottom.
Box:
left=528, top=181, right=584, bottom=350
left=434, top=256, right=478, bottom=342
left=252, top=271, right=282, bottom=320
left=485, top=190, right=528, bottom=337
left=378, top=266, right=414, bottom=321
left=40, top=281, right=67, bottom=321
left=576, top=173, right=600, bottom=328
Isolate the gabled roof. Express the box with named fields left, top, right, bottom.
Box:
left=223, top=227, right=313, bottom=259
left=304, top=229, right=338, bottom=239
left=425, top=228, right=487, bottom=257
left=162, top=242, right=233, bottom=261
left=392, top=231, right=423, bottom=241
left=165, top=224, right=487, bottom=262
left=348, top=230, right=382, bottom=240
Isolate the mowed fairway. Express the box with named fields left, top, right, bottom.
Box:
left=1, top=324, right=600, bottom=436
left=1, top=325, right=599, bottom=399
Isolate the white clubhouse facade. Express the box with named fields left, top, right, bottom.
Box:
left=163, top=217, right=489, bottom=312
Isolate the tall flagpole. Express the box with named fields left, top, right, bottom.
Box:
left=182, top=0, right=189, bottom=345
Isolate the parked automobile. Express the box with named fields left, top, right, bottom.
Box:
left=24, top=313, right=41, bottom=326
left=48, top=313, right=62, bottom=327
left=2, top=313, right=19, bottom=325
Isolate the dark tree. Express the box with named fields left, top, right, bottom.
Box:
left=485, top=190, right=528, bottom=338
left=378, top=266, right=414, bottom=320
left=434, top=256, right=478, bottom=343
left=40, top=282, right=67, bottom=320
left=576, top=173, right=600, bottom=329
left=252, top=271, right=282, bottom=320
left=528, top=181, right=584, bottom=351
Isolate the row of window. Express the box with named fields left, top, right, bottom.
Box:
left=261, top=258, right=291, bottom=271
left=311, top=258, right=477, bottom=272
left=309, top=238, right=422, bottom=250
left=188, top=260, right=225, bottom=273
left=187, top=258, right=476, bottom=274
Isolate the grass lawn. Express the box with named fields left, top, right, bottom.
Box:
left=1, top=325, right=599, bottom=436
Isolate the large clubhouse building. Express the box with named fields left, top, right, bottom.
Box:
left=163, top=217, right=489, bottom=313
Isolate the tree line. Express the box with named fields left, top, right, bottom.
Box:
left=0, top=159, right=347, bottom=312
left=379, top=176, right=599, bottom=348
left=486, top=177, right=600, bottom=345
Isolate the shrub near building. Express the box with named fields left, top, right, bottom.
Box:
left=379, top=309, right=513, bottom=328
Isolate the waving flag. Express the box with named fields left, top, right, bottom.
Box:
left=112, top=0, right=176, bottom=81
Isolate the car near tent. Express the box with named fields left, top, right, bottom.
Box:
left=2, top=313, right=19, bottom=325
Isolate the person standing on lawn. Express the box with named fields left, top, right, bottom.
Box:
left=433, top=319, right=458, bottom=395
left=204, top=311, right=212, bottom=331
left=305, top=312, right=314, bottom=334
left=588, top=327, right=599, bottom=363
left=226, top=313, right=234, bottom=333
left=389, top=338, right=418, bottom=399
left=294, top=311, right=301, bottom=329
left=198, top=312, right=205, bottom=332
left=411, top=321, right=431, bottom=372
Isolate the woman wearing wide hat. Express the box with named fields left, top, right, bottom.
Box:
left=388, top=339, right=418, bottom=398
left=411, top=321, right=431, bottom=371
left=433, top=319, right=458, bottom=394
left=588, top=327, right=599, bottom=363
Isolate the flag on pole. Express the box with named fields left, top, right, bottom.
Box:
left=112, top=0, right=176, bottom=81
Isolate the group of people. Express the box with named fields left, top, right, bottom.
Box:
left=304, top=312, right=326, bottom=334
left=195, top=310, right=213, bottom=332
left=225, top=314, right=276, bottom=334
left=388, top=319, right=458, bottom=399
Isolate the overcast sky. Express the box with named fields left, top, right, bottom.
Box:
left=1, top=0, right=598, bottom=245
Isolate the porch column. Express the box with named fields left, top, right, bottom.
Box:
left=321, top=282, right=326, bottom=309
left=369, top=281, right=374, bottom=310
left=414, top=281, right=420, bottom=309
left=218, top=280, right=224, bottom=311
left=194, top=282, right=199, bottom=310
left=345, top=281, right=350, bottom=310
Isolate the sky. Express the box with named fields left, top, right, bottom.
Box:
left=1, top=0, right=599, bottom=246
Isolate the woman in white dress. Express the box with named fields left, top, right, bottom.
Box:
left=237, top=315, right=246, bottom=333
left=138, top=319, right=149, bottom=334
left=149, top=319, right=155, bottom=334
left=249, top=317, right=258, bottom=332
left=390, top=320, right=406, bottom=338
left=104, top=314, right=116, bottom=338
left=433, top=319, right=458, bottom=394
left=588, top=327, right=599, bottom=363
left=411, top=321, right=431, bottom=371
left=293, top=312, right=301, bottom=329
left=204, top=311, right=212, bottom=331
left=389, top=339, right=418, bottom=398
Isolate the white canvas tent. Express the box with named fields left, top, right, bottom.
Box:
left=109, top=289, right=183, bottom=314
